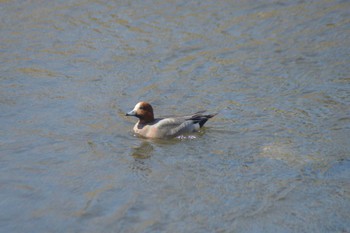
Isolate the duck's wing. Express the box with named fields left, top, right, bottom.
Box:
left=187, top=111, right=218, bottom=128
left=155, top=117, right=191, bottom=137
left=156, top=111, right=217, bottom=137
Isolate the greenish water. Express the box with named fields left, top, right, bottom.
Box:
left=1, top=0, right=349, bottom=232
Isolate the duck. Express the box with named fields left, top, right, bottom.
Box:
left=126, top=102, right=217, bottom=139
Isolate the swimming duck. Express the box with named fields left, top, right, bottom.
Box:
left=126, top=102, right=217, bottom=139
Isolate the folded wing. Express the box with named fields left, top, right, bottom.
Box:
left=156, top=111, right=217, bottom=137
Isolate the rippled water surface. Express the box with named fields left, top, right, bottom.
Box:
left=1, top=0, right=350, bottom=232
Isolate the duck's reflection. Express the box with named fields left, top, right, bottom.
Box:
left=131, top=141, right=154, bottom=159
left=130, top=141, right=154, bottom=179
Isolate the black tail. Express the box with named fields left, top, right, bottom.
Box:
left=189, top=111, right=218, bottom=128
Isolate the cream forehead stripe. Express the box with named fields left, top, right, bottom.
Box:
left=134, top=102, right=142, bottom=111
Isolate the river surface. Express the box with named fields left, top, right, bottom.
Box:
left=1, top=0, right=349, bottom=232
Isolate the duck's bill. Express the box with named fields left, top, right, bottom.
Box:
left=126, top=110, right=136, bottom=116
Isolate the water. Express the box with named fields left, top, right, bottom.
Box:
left=1, top=0, right=349, bottom=232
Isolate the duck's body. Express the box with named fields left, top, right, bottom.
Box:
left=126, top=102, right=217, bottom=139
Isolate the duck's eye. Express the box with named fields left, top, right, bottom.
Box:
left=139, top=106, right=145, bottom=110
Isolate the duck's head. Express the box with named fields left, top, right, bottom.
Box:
left=126, top=102, right=154, bottom=124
